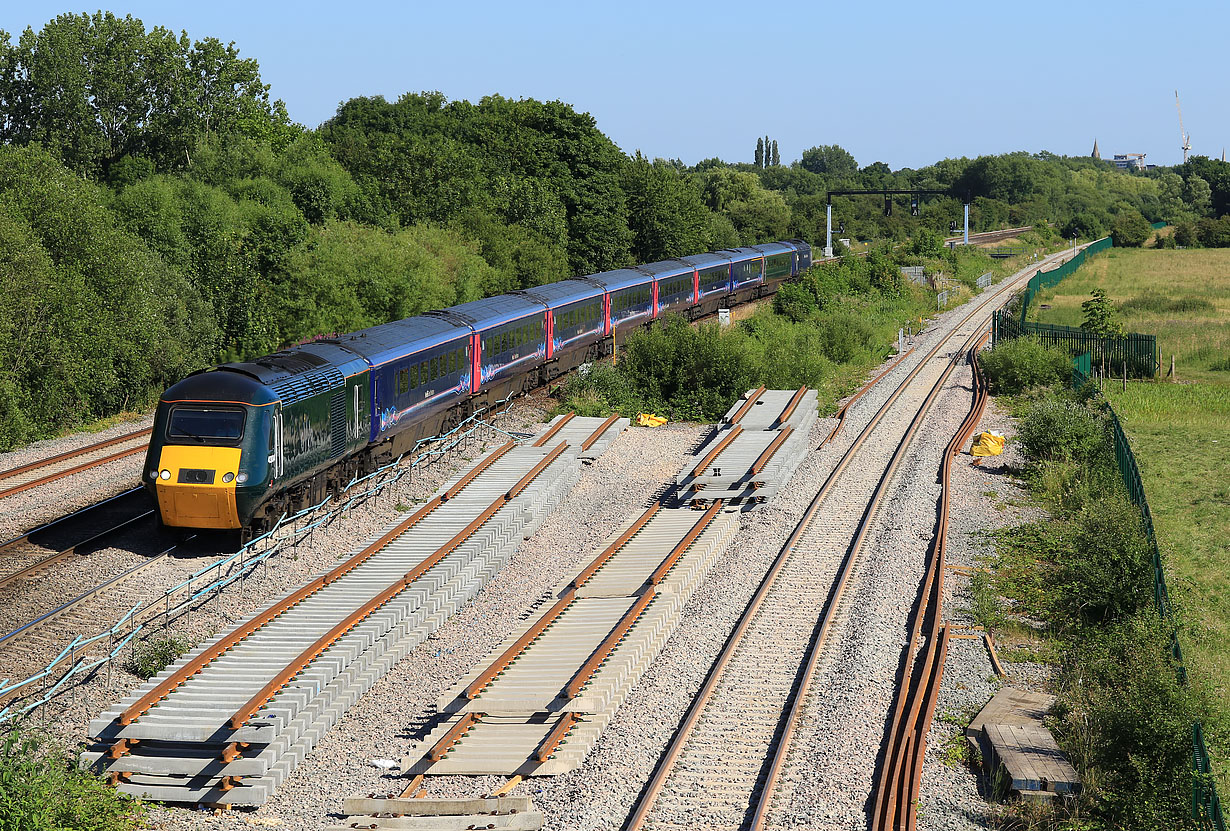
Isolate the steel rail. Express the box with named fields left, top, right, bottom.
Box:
left=0, top=442, right=148, bottom=501
left=822, top=347, right=915, bottom=446
left=728, top=386, right=766, bottom=424
left=0, top=509, right=156, bottom=591
left=0, top=427, right=151, bottom=484
left=625, top=248, right=1069, bottom=831
left=872, top=334, right=991, bottom=831
left=0, top=486, right=146, bottom=556
left=0, top=539, right=181, bottom=653
left=227, top=443, right=568, bottom=730
left=747, top=323, right=992, bottom=831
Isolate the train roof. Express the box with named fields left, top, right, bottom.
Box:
left=331, top=315, right=473, bottom=368
left=586, top=268, right=653, bottom=293
left=441, top=294, right=547, bottom=330
left=512, top=279, right=604, bottom=308
left=636, top=259, right=694, bottom=278
left=717, top=247, right=766, bottom=262
left=750, top=241, right=795, bottom=256
left=163, top=368, right=279, bottom=407
left=678, top=251, right=733, bottom=270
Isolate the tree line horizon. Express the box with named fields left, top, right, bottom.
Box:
left=1, top=10, right=1229, bottom=449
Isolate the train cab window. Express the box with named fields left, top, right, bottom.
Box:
left=167, top=406, right=245, bottom=446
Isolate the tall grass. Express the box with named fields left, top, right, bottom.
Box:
left=1029, top=248, right=1230, bottom=384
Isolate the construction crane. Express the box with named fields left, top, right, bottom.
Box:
left=1175, top=90, right=1191, bottom=164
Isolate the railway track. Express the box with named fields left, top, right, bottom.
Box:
left=871, top=334, right=990, bottom=831
left=622, top=245, right=1078, bottom=831
left=0, top=487, right=155, bottom=579
left=82, top=415, right=629, bottom=805
left=0, top=426, right=150, bottom=500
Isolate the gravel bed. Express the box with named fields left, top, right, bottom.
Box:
left=0, top=414, right=153, bottom=540
left=140, top=418, right=704, bottom=830
left=18, top=401, right=547, bottom=740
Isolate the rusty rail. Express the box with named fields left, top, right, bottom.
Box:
left=426, top=712, right=483, bottom=762
left=690, top=425, right=742, bottom=478
left=772, top=387, right=809, bottom=429
left=532, top=413, right=574, bottom=447
left=647, top=501, right=722, bottom=586
left=749, top=426, right=793, bottom=478
left=114, top=440, right=521, bottom=727
left=533, top=712, right=581, bottom=762
left=728, top=386, right=766, bottom=424
left=871, top=333, right=990, bottom=831
left=571, top=503, right=661, bottom=589
left=444, top=440, right=515, bottom=499
left=564, top=589, right=657, bottom=699
left=227, top=445, right=568, bottom=730
left=579, top=414, right=620, bottom=453
left=0, top=427, right=151, bottom=484
left=465, top=592, right=577, bottom=700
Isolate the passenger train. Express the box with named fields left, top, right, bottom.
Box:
left=146, top=240, right=813, bottom=534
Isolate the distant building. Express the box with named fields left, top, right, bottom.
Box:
left=1112, top=153, right=1148, bottom=171
left=1091, top=139, right=1101, bottom=160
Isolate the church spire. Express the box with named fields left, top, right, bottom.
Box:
left=1091, top=139, right=1101, bottom=160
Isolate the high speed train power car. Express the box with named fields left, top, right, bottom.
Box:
left=145, top=241, right=812, bottom=535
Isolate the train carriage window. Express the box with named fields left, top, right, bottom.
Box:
left=419, top=361, right=428, bottom=386
left=410, top=364, right=419, bottom=389
left=397, top=368, right=409, bottom=395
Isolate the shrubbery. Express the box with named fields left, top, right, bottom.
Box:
left=980, top=337, right=1072, bottom=395
left=0, top=729, right=145, bottom=830
left=980, top=372, right=1213, bottom=826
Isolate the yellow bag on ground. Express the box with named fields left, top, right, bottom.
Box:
left=970, top=430, right=1005, bottom=457
left=637, top=413, right=668, bottom=427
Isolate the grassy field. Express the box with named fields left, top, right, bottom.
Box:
left=1105, top=382, right=1230, bottom=714
left=1029, top=248, right=1230, bottom=384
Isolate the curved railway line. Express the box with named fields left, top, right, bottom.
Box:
left=622, top=302, right=1010, bottom=831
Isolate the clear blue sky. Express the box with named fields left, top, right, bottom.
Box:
left=4, top=1, right=1227, bottom=170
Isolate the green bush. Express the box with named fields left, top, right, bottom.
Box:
left=980, top=338, right=1071, bottom=395
left=1017, top=397, right=1107, bottom=466
left=772, top=280, right=817, bottom=322
left=1056, top=613, right=1209, bottom=827
left=0, top=729, right=146, bottom=830
left=1055, top=494, right=1153, bottom=622
left=126, top=635, right=190, bottom=680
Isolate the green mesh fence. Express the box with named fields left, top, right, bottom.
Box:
left=1068, top=355, right=1224, bottom=829
left=994, top=237, right=1158, bottom=376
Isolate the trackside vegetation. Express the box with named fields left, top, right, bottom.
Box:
left=3, top=12, right=1228, bottom=449
left=0, top=729, right=145, bottom=831
left=975, top=346, right=1219, bottom=828
left=557, top=250, right=936, bottom=420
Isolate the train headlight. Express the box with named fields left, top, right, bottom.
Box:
left=222, top=472, right=235, bottom=483
left=149, top=469, right=158, bottom=480
left=159, top=469, right=171, bottom=480
left=236, top=472, right=249, bottom=484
